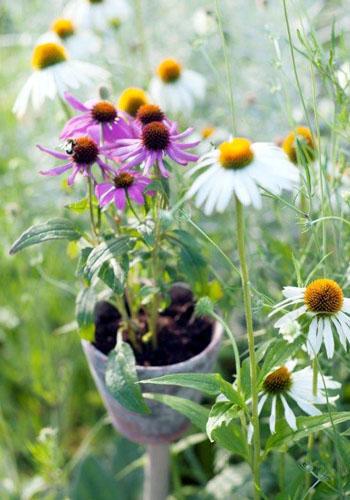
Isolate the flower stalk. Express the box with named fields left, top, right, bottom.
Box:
left=235, top=196, right=261, bottom=499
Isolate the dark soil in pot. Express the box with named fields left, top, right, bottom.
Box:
left=93, top=284, right=214, bottom=366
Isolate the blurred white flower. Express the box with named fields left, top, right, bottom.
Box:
left=149, top=58, right=206, bottom=115
left=64, top=0, right=131, bottom=32
left=337, top=62, right=350, bottom=91
left=278, top=319, right=301, bottom=343
left=13, top=42, right=109, bottom=118
left=37, top=17, right=101, bottom=59
left=187, top=138, right=298, bottom=214
left=248, top=360, right=340, bottom=441
left=193, top=8, right=216, bottom=36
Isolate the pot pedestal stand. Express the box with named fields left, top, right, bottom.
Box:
left=82, top=322, right=223, bottom=500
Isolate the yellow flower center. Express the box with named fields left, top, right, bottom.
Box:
left=218, top=138, right=254, bottom=170
left=157, top=58, right=182, bottom=83
left=51, top=18, right=75, bottom=39
left=304, top=279, right=344, bottom=314
left=263, top=366, right=292, bottom=394
left=32, top=43, right=67, bottom=70
left=282, top=126, right=315, bottom=164
left=117, top=87, right=149, bottom=117
left=201, top=126, right=215, bottom=139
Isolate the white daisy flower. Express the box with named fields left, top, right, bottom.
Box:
left=13, top=42, right=109, bottom=119
left=282, top=126, right=316, bottom=165
left=149, top=58, right=206, bottom=115
left=37, top=17, right=101, bottom=59
left=248, top=360, right=340, bottom=442
left=270, top=279, right=350, bottom=359
left=187, top=137, right=299, bottom=214
left=193, top=8, right=216, bottom=36
left=64, top=0, right=131, bottom=32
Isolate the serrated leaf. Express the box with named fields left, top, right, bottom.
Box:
left=106, top=338, right=150, bottom=415
left=84, top=236, right=133, bottom=281
left=206, top=402, right=239, bottom=442
left=143, top=393, right=209, bottom=431
left=10, top=218, right=81, bottom=254
left=75, top=287, right=96, bottom=341
left=265, top=412, right=350, bottom=453
left=141, top=372, right=244, bottom=407
left=65, top=197, right=89, bottom=214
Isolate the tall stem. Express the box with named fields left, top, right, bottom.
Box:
left=215, top=0, right=237, bottom=135
left=87, top=176, right=98, bottom=239
left=235, top=196, right=261, bottom=499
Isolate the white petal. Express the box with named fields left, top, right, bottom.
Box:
left=306, top=316, right=319, bottom=359
left=282, top=286, right=305, bottom=298
left=258, top=393, right=268, bottom=415
left=292, top=397, right=321, bottom=416
left=323, top=317, right=334, bottom=359
left=274, top=305, right=307, bottom=328
left=281, top=395, right=297, bottom=430
left=331, top=316, right=347, bottom=349
left=269, top=396, right=277, bottom=434
left=342, top=298, right=350, bottom=313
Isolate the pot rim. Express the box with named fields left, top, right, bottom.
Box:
left=82, top=320, right=223, bottom=371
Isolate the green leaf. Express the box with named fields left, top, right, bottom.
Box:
left=210, top=420, right=248, bottom=460
left=141, top=372, right=244, bottom=407
left=143, top=393, right=209, bottom=432
left=167, top=229, right=207, bottom=284
left=76, top=247, right=93, bottom=278
left=65, top=197, right=89, bottom=214
left=75, top=287, right=96, bottom=341
left=10, top=218, right=81, bottom=254
left=266, top=412, right=350, bottom=453
left=106, top=337, right=150, bottom=415
left=206, top=401, right=239, bottom=442
left=84, top=236, right=133, bottom=281
left=257, top=337, right=303, bottom=386
left=98, top=255, right=128, bottom=294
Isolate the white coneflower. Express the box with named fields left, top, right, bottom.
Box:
left=337, top=62, right=350, bottom=91
left=13, top=42, right=109, bottom=118
left=270, top=279, right=350, bottom=359
left=37, top=17, right=100, bottom=59
left=187, top=137, right=299, bottom=214
left=149, top=58, right=206, bottom=115
left=64, top=0, right=131, bottom=32
left=248, top=360, right=340, bottom=441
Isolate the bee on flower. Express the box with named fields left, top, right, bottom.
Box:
left=149, top=58, right=206, bottom=115
left=13, top=42, right=109, bottom=119
left=64, top=0, right=131, bottom=32
left=38, top=133, right=116, bottom=185
left=282, top=126, right=316, bottom=164
left=270, top=279, right=350, bottom=359
left=187, top=137, right=299, bottom=214
left=37, top=17, right=101, bottom=59
left=248, top=360, right=340, bottom=441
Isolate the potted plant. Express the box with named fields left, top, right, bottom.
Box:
left=10, top=91, right=223, bottom=447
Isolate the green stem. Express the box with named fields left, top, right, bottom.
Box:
left=58, top=95, right=72, bottom=120
left=87, top=176, right=98, bottom=239
left=235, top=197, right=261, bottom=499
left=215, top=0, right=237, bottom=135
left=149, top=196, right=162, bottom=350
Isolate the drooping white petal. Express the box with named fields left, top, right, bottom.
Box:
left=269, top=396, right=277, bottom=434
left=323, top=317, right=334, bottom=359
left=331, top=315, right=347, bottom=349
left=274, top=305, right=307, bottom=328
left=292, top=396, right=321, bottom=416
left=306, top=316, right=319, bottom=358
left=281, top=395, right=297, bottom=430
left=257, top=393, right=268, bottom=415
left=282, top=286, right=305, bottom=299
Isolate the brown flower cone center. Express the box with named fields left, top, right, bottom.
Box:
left=304, top=279, right=343, bottom=313
left=142, top=122, right=170, bottom=151
left=263, top=366, right=292, bottom=394
left=92, top=101, right=117, bottom=123
left=136, top=104, right=165, bottom=125
left=71, top=136, right=99, bottom=164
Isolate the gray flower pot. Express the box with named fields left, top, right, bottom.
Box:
left=82, top=321, right=223, bottom=444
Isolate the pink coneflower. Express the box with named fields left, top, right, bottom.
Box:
left=38, top=135, right=116, bottom=185
left=113, top=121, right=199, bottom=177
left=95, top=168, right=153, bottom=211
left=60, top=92, right=131, bottom=143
